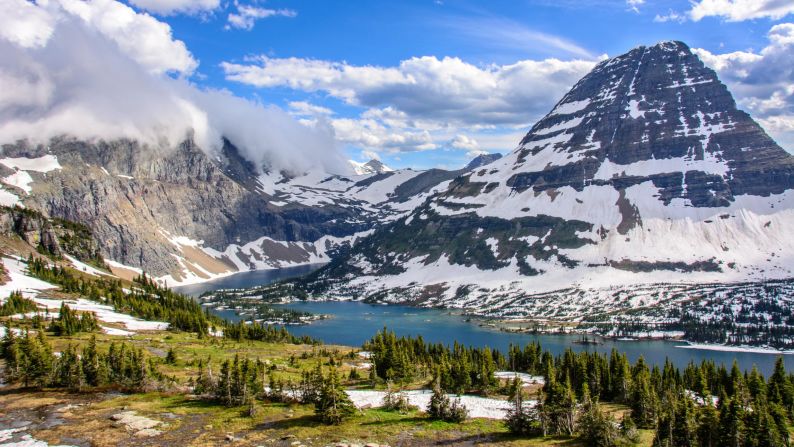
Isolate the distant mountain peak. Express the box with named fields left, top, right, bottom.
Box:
left=465, top=153, right=502, bottom=171
left=350, top=159, right=394, bottom=175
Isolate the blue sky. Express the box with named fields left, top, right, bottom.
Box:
left=3, top=0, right=794, bottom=172
left=152, top=0, right=793, bottom=169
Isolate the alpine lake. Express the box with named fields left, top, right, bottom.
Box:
left=176, top=265, right=794, bottom=376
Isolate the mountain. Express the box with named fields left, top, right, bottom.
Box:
left=350, top=159, right=394, bottom=175
left=464, top=153, right=503, bottom=170
left=0, top=139, right=452, bottom=285
left=282, top=41, right=794, bottom=319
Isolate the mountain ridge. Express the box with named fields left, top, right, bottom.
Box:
left=0, top=138, right=459, bottom=284
left=270, top=40, right=794, bottom=319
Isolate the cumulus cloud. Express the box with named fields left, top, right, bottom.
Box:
left=128, top=0, right=220, bottom=16
left=221, top=55, right=598, bottom=128
left=0, top=0, right=55, bottom=48
left=226, top=2, right=297, bottom=30
left=450, top=134, right=480, bottom=151
left=331, top=117, right=437, bottom=153
left=695, top=23, right=794, bottom=150
left=689, top=0, right=794, bottom=22
left=0, top=0, right=347, bottom=175
left=58, top=0, right=197, bottom=75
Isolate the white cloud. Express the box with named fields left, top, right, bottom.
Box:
left=331, top=117, right=437, bottom=152
left=288, top=101, right=334, bottom=117
left=226, top=2, right=297, bottom=30
left=0, top=0, right=347, bottom=175
left=361, top=150, right=380, bottom=161
left=654, top=10, right=687, bottom=23
left=53, top=0, right=197, bottom=75
left=689, top=0, right=794, bottom=22
left=221, top=55, right=598, bottom=128
left=450, top=134, right=480, bottom=151
left=695, top=23, right=794, bottom=151
left=437, top=15, right=596, bottom=59
left=0, top=0, right=55, bottom=49
left=627, top=0, right=645, bottom=13
left=128, top=0, right=220, bottom=16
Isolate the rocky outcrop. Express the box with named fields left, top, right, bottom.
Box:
left=0, top=206, right=103, bottom=266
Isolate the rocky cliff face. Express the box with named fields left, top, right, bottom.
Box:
left=0, top=136, right=457, bottom=283
left=0, top=138, right=358, bottom=278
left=0, top=206, right=104, bottom=267
left=284, top=41, right=794, bottom=319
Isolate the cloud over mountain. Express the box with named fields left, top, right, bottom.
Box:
left=0, top=0, right=347, bottom=175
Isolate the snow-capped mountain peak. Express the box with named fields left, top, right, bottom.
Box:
left=291, top=40, right=794, bottom=320
left=350, top=159, right=394, bottom=175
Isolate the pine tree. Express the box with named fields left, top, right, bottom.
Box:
left=577, top=386, right=618, bottom=447
left=671, top=394, right=697, bottom=447
left=504, top=377, right=539, bottom=435
left=381, top=381, right=412, bottom=412
left=630, top=357, right=659, bottom=428
left=165, top=348, right=178, bottom=365
left=539, top=375, right=577, bottom=436
left=0, top=322, right=20, bottom=381
left=768, top=357, right=794, bottom=417
left=696, top=403, right=720, bottom=447
left=718, top=396, right=745, bottom=447
left=55, top=344, right=82, bottom=390
left=315, top=367, right=356, bottom=424
left=428, top=378, right=451, bottom=420
left=216, top=359, right=233, bottom=406
left=81, top=335, right=102, bottom=387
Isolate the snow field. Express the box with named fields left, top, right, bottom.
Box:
left=345, top=389, right=520, bottom=420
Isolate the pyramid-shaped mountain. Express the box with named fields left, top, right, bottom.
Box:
left=287, top=41, right=794, bottom=319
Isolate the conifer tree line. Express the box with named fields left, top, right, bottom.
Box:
left=192, top=356, right=355, bottom=424
left=0, top=291, right=38, bottom=316
left=364, top=329, right=501, bottom=393
left=49, top=302, right=99, bottom=336
left=1, top=330, right=150, bottom=391
left=365, top=329, right=794, bottom=446
left=23, top=256, right=319, bottom=343
left=26, top=256, right=216, bottom=335
left=581, top=284, right=794, bottom=350
left=222, top=320, right=318, bottom=345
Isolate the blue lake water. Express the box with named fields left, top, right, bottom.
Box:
left=174, top=264, right=325, bottom=297
left=178, top=267, right=793, bottom=376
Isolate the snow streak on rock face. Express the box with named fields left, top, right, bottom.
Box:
left=508, top=40, right=792, bottom=206
left=293, top=41, right=794, bottom=319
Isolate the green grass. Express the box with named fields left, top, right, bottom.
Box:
left=0, top=319, right=656, bottom=446
left=84, top=389, right=653, bottom=446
